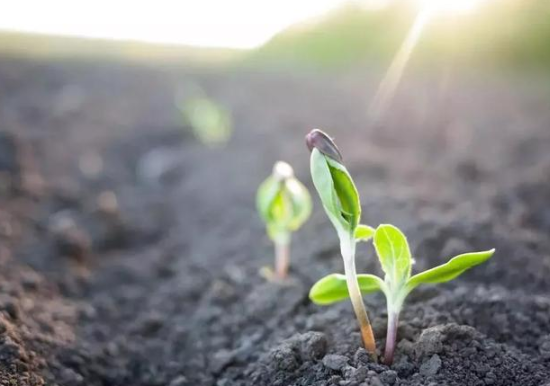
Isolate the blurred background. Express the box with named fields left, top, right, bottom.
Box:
left=2, top=0, right=549, bottom=136
left=1, top=0, right=549, bottom=70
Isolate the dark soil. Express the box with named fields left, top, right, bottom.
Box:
left=1, top=57, right=549, bottom=386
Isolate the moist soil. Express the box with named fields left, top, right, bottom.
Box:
left=0, top=57, right=550, bottom=386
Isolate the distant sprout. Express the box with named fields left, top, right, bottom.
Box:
left=310, top=223, right=495, bottom=365
left=257, top=161, right=312, bottom=280
left=305, top=129, right=378, bottom=358
left=180, top=96, right=232, bottom=147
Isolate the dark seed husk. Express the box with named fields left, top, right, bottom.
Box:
left=305, top=129, right=343, bottom=162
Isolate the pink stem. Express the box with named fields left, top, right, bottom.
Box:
left=384, top=311, right=399, bottom=365
left=275, top=241, right=290, bottom=279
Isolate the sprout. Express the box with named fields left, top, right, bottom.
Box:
left=306, top=129, right=378, bottom=358
left=310, top=223, right=495, bottom=365
left=180, top=96, right=232, bottom=147
left=257, top=161, right=312, bottom=279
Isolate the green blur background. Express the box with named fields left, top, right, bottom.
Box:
left=251, top=0, right=550, bottom=71
left=0, top=0, right=548, bottom=72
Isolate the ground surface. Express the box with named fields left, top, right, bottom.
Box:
left=0, top=58, right=549, bottom=386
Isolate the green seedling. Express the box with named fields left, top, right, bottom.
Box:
left=305, top=129, right=378, bottom=357
left=310, top=223, right=495, bottom=365
left=257, top=161, right=312, bottom=280
left=180, top=95, right=232, bottom=147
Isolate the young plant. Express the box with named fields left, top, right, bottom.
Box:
left=256, top=161, right=312, bottom=279
left=180, top=93, right=232, bottom=147
left=305, top=129, right=378, bottom=357
left=310, top=223, right=495, bottom=365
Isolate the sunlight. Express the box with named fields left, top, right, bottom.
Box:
left=0, top=0, right=348, bottom=49
left=369, top=0, right=487, bottom=120
left=415, top=0, right=485, bottom=15
left=368, top=9, right=432, bottom=120
left=0, top=0, right=489, bottom=49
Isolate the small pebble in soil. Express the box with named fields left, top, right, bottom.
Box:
left=298, top=331, right=327, bottom=361
left=379, top=370, right=398, bottom=385
left=349, top=366, right=369, bottom=383
left=419, top=354, right=442, bottom=376
left=341, top=365, right=357, bottom=379
left=415, top=326, right=444, bottom=359
left=323, top=354, right=350, bottom=371
left=353, top=348, right=371, bottom=366
left=269, top=342, right=300, bottom=372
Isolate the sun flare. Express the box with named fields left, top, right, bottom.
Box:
left=369, top=0, right=487, bottom=119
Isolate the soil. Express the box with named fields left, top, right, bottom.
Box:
left=0, top=57, right=549, bottom=386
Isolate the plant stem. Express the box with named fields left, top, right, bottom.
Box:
left=275, top=237, right=290, bottom=279
left=384, top=309, right=399, bottom=365
left=341, top=234, right=377, bottom=359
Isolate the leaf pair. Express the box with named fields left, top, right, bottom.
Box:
left=310, top=224, right=495, bottom=305
left=257, top=162, right=312, bottom=242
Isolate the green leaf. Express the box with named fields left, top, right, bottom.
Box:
left=407, top=249, right=495, bottom=291
left=309, top=273, right=384, bottom=305
left=326, top=157, right=361, bottom=230
left=310, top=148, right=361, bottom=233
left=355, top=224, right=375, bottom=242
left=373, top=224, right=412, bottom=285
left=182, top=97, right=232, bottom=147
left=285, top=178, right=312, bottom=231
left=256, top=177, right=282, bottom=223
left=310, top=149, right=340, bottom=222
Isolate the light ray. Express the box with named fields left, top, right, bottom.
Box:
left=368, top=9, right=433, bottom=122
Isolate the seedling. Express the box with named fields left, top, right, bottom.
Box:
left=256, top=161, right=312, bottom=279
left=179, top=92, right=232, bottom=147
left=310, top=223, right=495, bottom=365
left=305, top=129, right=378, bottom=357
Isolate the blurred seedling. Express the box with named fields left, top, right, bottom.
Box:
left=310, top=223, right=495, bottom=365
left=305, top=129, right=378, bottom=358
left=177, top=85, right=232, bottom=147
left=256, top=161, right=312, bottom=280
